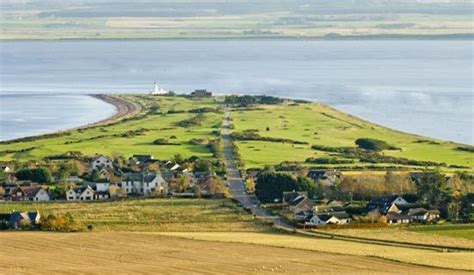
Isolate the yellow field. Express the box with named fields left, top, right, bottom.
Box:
left=157, top=232, right=474, bottom=271
left=0, top=232, right=469, bottom=274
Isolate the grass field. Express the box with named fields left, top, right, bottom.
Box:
left=0, top=198, right=262, bottom=232
left=1, top=95, right=472, bottom=172
left=2, top=232, right=463, bottom=274
left=230, top=104, right=473, bottom=171
left=406, top=224, right=474, bottom=241
left=0, top=96, right=221, bottom=162
left=323, top=226, right=474, bottom=249
left=158, top=232, right=474, bottom=271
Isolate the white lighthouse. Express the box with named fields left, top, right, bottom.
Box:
left=150, top=82, right=168, bottom=95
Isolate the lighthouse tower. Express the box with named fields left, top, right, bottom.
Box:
left=150, top=82, right=168, bottom=95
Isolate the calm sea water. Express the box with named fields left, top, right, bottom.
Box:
left=0, top=40, right=472, bottom=144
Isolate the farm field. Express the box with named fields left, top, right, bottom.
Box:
left=0, top=198, right=262, bottom=232
left=158, top=232, right=474, bottom=271
left=230, top=104, right=473, bottom=171
left=1, top=232, right=464, bottom=274
left=1, top=1, right=473, bottom=40
left=406, top=224, right=474, bottom=241
left=323, top=225, right=474, bottom=249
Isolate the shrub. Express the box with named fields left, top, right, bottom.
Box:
left=15, top=167, right=52, bottom=183
left=153, top=138, right=171, bottom=145
left=355, top=138, right=398, bottom=151
left=41, top=213, right=78, bottom=232
left=305, top=157, right=354, bottom=164
left=176, top=114, right=205, bottom=128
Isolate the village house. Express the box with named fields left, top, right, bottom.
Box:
left=386, top=212, right=410, bottom=224
left=305, top=212, right=352, bottom=226
left=2, top=183, right=18, bottom=197
left=0, top=211, right=41, bottom=230
left=367, top=195, right=409, bottom=214
left=11, top=186, right=50, bottom=202
left=408, top=208, right=440, bottom=223
left=282, top=191, right=315, bottom=214
left=90, top=155, right=113, bottom=171
left=66, top=186, right=95, bottom=201
left=191, top=89, right=212, bottom=97
left=307, top=169, right=344, bottom=186
left=120, top=172, right=168, bottom=195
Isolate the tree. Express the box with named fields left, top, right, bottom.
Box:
left=355, top=138, right=393, bottom=151
left=15, top=167, right=52, bottom=183
left=174, top=154, right=184, bottom=164
left=255, top=172, right=300, bottom=203
left=0, top=186, right=4, bottom=196
left=296, top=176, right=321, bottom=199
left=414, top=169, right=451, bottom=214
left=194, top=159, right=212, bottom=173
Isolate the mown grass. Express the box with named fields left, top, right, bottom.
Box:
left=230, top=104, right=473, bottom=171
left=0, top=198, right=263, bottom=232
left=406, top=224, right=474, bottom=241
left=158, top=232, right=474, bottom=271
left=0, top=96, right=220, bottom=161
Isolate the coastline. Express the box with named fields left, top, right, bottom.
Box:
left=0, top=94, right=140, bottom=143
left=87, top=94, right=141, bottom=127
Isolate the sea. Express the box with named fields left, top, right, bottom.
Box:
left=0, top=40, right=472, bottom=144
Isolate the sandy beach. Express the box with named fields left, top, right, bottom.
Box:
left=88, top=94, right=141, bottom=126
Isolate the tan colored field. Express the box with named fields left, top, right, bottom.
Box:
left=0, top=232, right=467, bottom=274
left=158, top=232, right=474, bottom=271
left=325, top=227, right=474, bottom=249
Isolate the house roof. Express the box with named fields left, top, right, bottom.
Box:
left=283, top=191, right=307, bottom=204
left=122, top=173, right=160, bottom=183
left=407, top=208, right=440, bottom=216
left=18, top=186, right=44, bottom=198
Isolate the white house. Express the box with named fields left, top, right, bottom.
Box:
left=305, top=213, right=351, bottom=226
left=66, top=186, right=95, bottom=201
left=90, top=156, right=113, bottom=171
left=11, top=186, right=50, bottom=202
left=121, top=173, right=168, bottom=195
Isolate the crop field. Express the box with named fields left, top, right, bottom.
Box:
left=158, top=232, right=474, bottom=271
left=1, top=1, right=473, bottom=40
left=0, top=198, right=262, bottom=232
left=0, top=96, right=221, bottom=162
left=2, top=232, right=463, bottom=274
left=230, top=104, right=473, bottom=171
left=323, top=226, right=474, bottom=249
left=406, top=224, right=474, bottom=241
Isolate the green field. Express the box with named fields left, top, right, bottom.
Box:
left=0, top=198, right=262, bottom=232
left=406, top=224, right=474, bottom=241
left=1, top=95, right=472, bottom=172
left=0, top=96, right=221, bottom=161
left=230, top=104, right=473, bottom=170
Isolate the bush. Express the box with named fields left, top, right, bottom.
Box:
left=15, top=167, right=52, bottom=183
left=176, top=114, right=205, bottom=128
left=152, top=138, right=173, bottom=145
left=355, top=138, right=398, bottom=151
left=41, top=213, right=78, bottom=232
left=231, top=130, right=308, bottom=145
left=305, top=157, right=354, bottom=164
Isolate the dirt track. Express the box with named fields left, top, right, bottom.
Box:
left=0, top=232, right=466, bottom=274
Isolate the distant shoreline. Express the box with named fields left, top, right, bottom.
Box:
left=1, top=33, right=473, bottom=42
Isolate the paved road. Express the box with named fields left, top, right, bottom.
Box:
left=222, top=110, right=294, bottom=229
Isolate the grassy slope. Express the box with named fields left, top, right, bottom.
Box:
left=230, top=104, right=473, bottom=170
left=158, top=232, right=474, bottom=271
left=0, top=198, right=262, bottom=232
left=1, top=96, right=472, bottom=172
left=0, top=96, right=220, bottom=161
